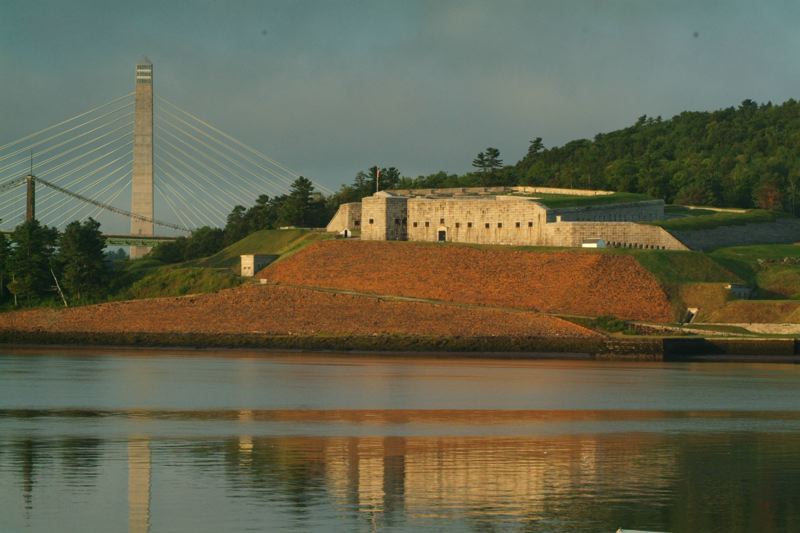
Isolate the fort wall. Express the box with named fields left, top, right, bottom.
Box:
left=670, top=218, right=800, bottom=250
left=326, top=202, right=362, bottom=233
left=406, top=197, right=547, bottom=245
left=361, top=195, right=407, bottom=241
left=541, top=222, right=688, bottom=250
left=548, top=200, right=665, bottom=223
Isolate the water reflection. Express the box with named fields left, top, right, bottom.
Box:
left=128, top=439, right=151, bottom=533
left=6, top=429, right=793, bottom=532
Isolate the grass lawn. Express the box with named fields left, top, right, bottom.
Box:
left=191, top=228, right=330, bottom=269
left=651, top=209, right=781, bottom=231
left=709, top=244, right=800, bottom=298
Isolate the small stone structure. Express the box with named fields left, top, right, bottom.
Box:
left=327, top=186, right=687, bottom=250
left=240, top=254, right=277, bottom=277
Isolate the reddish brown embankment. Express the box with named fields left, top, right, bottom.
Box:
left=259, top=241, right=674, bottom=322
left=0, top=284, right=598, bottom=339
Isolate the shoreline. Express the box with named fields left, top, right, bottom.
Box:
left=1, top=331, right=798, bottom=363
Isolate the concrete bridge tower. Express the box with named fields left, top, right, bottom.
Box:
left=130, top=60, right=154, bottom=259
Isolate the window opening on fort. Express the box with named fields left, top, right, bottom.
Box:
left=369, top=219, right=374, bottom=224
left=354, top=220, right=360, bottom=226
left=440, top=218, right=445, bottom=224
left=455, top=222, right=460, bottom=228
left=467, top=222, right=473, bottom=228
left=425, top=221, right=430, bottom=227
left=413, top=222, right=418, bottom=227
left=528, top=221, right=533, bottom=227
left=515, top=222, right=521, bottom=228
left=485, top=223, right=490, bottom=229
left=497, top=223, right=502, bottom=228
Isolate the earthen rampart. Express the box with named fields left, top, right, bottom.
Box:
left=387, top=185, right=614, bottom=197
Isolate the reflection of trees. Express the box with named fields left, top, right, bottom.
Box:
left=670, top=433, right=800, bottom=533
left=61, top=437, right=103, bottom=486
left=13, top=438, right=42, bottom=512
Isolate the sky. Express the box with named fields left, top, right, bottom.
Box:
left=2, top=0, right=800, bottom=193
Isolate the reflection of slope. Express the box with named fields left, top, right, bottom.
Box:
left=128, top=439, right=151, bottom=533
left=315, top=435, right=676, bottom=523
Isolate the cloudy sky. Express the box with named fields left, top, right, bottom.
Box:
left=2, top=0, right=800, bottom=191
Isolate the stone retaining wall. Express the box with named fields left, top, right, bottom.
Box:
left=326, top=202, right=362, bottom=233
left=549, top=200, right=665, bottom=223
left=670, top=218, right=800, bottom=250
left=542, top=222, right=688, bottom=250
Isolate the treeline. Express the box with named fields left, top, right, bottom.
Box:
left=331, top=99, right=800, bottom=213
left=151, top=176, right=333, bottom=263
left=0, top=218, right=110, bottom=307
left=514, top=99, right=800, bottom=211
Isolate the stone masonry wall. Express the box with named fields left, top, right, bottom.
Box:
left=541, top=222, right=688, bottom=250
left=671, top=218, right=800, bottom=250
left=548, top=200, right=665, bottom=223
left=326, top=202, right=362, bottom=233
left=406, top=197, right=548, bottom=245
left=361, top=196, right=408, bottom=241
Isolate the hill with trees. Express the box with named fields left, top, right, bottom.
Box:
left=332, top=99, right=800, bottom=214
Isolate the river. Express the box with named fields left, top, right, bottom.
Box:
left=1, top=348, right=799, bottom=532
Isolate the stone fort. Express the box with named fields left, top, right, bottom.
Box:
left=327, top=186, right=688, bottom=250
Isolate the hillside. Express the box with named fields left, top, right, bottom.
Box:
left=259, top=240, right=674, bottom=322
left=0, top=284, right=598, bottom=339
left=192, top=229, right=327, bottom=270
left=514, top=99, right=800, bottom=210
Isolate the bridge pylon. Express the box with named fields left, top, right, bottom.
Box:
left=25, top=174, right=35, bottom=222
left=130, top=59, right=154, bottom=259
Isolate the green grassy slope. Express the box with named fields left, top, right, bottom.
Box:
left=107, top=229, right=329, bottom=301
left=651, top=209, right=780, bottom=231
left=709, top=244, right=800, bottom=298
left=192, top=229, right=327, bottom=269
left=120, top=267, right=243, bottom=300
left=622, top=249, right=741, bottom=285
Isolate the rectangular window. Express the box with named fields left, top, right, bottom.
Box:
left=515, top=222, right=521, bottom=228
left=455, top=222, right=460, bottom=228
left=497, top=223, right=502, bottom=228
left=440, top=218, right=445, bottom=224
left=528, top=221, right=533, bottom=227
left=485, top=223, right=490, bottom=229
left=354, top=220, right=360, bottom=226
left=413, top=222, right=418, bottom=228
left=425, top=221, right=430, bottom=227
left=394, top=218, right=400, bottom=225
left=467, top=222, right=473, bottom=228
left=369, top=219, right=374, bottom=224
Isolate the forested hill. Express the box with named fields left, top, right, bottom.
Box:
left=514, top=99, right=800, bottom=211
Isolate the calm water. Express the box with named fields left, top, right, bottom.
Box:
left=1, top=349, right=800, bottom=532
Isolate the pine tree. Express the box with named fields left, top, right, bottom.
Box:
left=8, top=220, right=59, bottom=306
left=58, top=218, right=108, bottom=302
